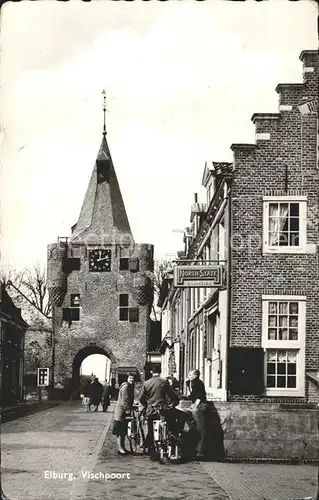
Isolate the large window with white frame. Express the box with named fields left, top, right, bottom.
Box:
left=262, top=295, right=306, bottom=396
left=263, top=196, right=307, bottom=253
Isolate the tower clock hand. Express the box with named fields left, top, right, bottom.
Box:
left=96, top=256, right=110, bottom=262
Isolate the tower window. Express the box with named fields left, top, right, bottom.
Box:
left=119, top=294, right=129, bottom=321
left=97, top=160, right=110, bottom=184
left=119, top=258, right=139, bottom=272
left=118, top=294, right=139, bottom=323
left=119, top=258, right=129, bottom=270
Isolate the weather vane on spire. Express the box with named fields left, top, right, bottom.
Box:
left=102, top=89, right=107, bottom=137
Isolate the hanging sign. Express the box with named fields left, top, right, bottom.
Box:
left=173, top=265, right=223, bottom=288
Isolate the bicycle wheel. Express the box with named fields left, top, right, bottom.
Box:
left=128, top=426, right=140, bottom=453
left=159, top=446, right=165, bottom=464
left=127, top=435, right=138, bottom=453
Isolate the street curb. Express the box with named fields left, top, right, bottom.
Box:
left=70, top=404, right=114, bottom=500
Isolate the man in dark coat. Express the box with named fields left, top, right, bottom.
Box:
left=102, top=379, right=111, bottom=412
left=88, top=377, right=103, bottom=412
left=186, top=369, right=207, bottom=459
left=139, top=365, right=179, bottom=457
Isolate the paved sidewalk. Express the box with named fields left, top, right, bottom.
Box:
left=202, top=462, right=317, bottom=500
left=2, top=401, right=113, bottom=500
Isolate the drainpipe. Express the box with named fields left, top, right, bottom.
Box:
left=226, top=182, right=232, bottom=401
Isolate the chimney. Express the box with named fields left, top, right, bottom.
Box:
left=299, top=50, right=318, bottom=91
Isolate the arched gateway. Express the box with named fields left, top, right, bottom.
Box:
left=72, top=345, right=115, bottom=399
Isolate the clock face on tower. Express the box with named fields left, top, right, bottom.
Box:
left=89, top=249, right=111, bottom=272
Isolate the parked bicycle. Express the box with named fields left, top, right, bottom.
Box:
left=152, top=406, right=184, bottom=464
left=126, top=404, right=146, bottom=454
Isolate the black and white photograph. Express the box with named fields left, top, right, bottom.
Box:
left=0, top=1, right=318, bottom=499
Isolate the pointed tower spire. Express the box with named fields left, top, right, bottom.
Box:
left=102, top=89, right=107, bottom=137
left=70, top=94, right=134, bottom=245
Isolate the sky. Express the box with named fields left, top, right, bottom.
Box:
left=0, top=0, right=317, bottom=273
left=81, top=354, right=110, bottom=383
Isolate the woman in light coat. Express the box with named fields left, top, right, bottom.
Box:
left=112, top=373, right=135, bottom=454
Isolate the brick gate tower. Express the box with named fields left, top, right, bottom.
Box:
left=47, top=105, right=154, bottom=395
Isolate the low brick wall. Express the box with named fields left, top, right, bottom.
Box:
left=214, top=402, right=318, bottom=460
left=177, top=400, right=318, bottom=460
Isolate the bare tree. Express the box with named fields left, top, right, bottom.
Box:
left=21, top=266, right=51, bottom=317
left=0, top=267, right=25, bottom=289
left=0, top=265, right=51, bottom=317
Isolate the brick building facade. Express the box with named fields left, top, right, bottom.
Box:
left=47, top=130, right=154, bottom=395
left=0, top=284, right=28, bottom=405
left=160, top=49, right=319, bottom=403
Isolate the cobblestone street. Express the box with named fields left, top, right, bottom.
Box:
left=2, top=402, right=317, bottom=500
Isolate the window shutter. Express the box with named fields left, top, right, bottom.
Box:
left=129, top=258, right=139, bottom=272
left=62, top=308, right=71, bottom=321
left=228, top=347, right=264, bottom=394
left=129, top=307, right=139, bottom=323
left=70, top=308, right=80, bottom=321
left=62, top=258, right=81, bottom=273
left=63, top=308, right=80, bottom=322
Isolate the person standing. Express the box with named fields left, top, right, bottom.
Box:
left=102, top=379, right=111, bottom=412
left=112, top=373, right=135, bottom=455
left=139, top=365, right=179, bottom=458
left=88, top=377, right=103, bottom=412
left=186, top=369, right=207, bottom=459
